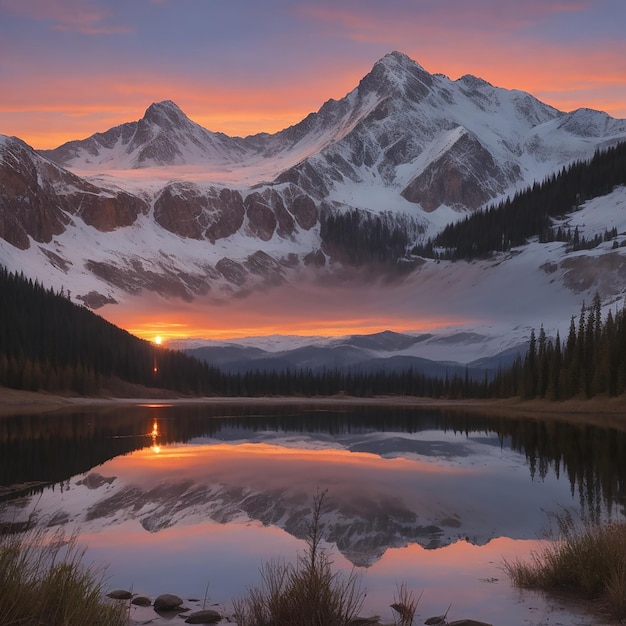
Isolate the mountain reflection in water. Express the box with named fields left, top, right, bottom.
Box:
left=1, top=402, right=625, bottom=624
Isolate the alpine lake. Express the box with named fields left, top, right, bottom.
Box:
left=1, top=400, right=625, bottom=626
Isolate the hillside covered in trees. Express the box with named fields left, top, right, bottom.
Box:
left=413, top=141, right=626, bottom=260
left=320, top=209, right=415, bottom=265
left=0, top=268, right=222, bottom=395
left=494, top=295, right=626, bottom=400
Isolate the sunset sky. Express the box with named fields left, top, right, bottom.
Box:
left=1, top=0, right=625, bottom=150
left=1, top=0, right=624, bottom=342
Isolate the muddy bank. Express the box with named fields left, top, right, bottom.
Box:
left=1, top=386, right=625, bottom=430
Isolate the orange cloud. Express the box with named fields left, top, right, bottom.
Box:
left=0, top=66, right=355, bottom=148
left=112, top=312, right=454, bottom=343
left=300, top=2, right=590, bottom=34
left=0, top=0, right=624, bottom=154
left=0, top=0, right=130, bottom=34
left=298, top=2, right=626, bottom=118
left=1, top=2, right=624, bottom=152
left=107, top=443, right=477, bottom=486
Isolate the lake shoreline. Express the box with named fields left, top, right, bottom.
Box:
left=1, top=385, right=620, bottom=626
left=1, top=386, right=625, bottom=429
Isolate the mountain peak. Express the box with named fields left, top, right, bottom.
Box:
left=456, top=74, right=493, bottom=90
left=378, top=51, right=426, bottom=72
left=359, top=51, right=433, bottom=99
left=142, top=100, right=189, bottom=129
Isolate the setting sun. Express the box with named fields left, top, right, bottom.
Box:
left=154, top=336, right=163, bottom=345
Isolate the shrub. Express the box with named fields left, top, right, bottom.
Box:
left=0, top=524, right=127, bottom=626
left=504, top=515, right=626, bottom=620
left=232, top=490, right=366, bottom=626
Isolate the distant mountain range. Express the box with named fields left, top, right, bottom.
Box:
left=1, top=51, right=626, bottom=362
left=181, top=329, right=526, bottom=377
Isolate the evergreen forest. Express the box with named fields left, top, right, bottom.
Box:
left=2, top=267, right=626, bottom=401
left=0, top=268, right=222, bottom=396
left=412, top=140, right=626, bottom=260
left=320, top=209, right=414, bottom=265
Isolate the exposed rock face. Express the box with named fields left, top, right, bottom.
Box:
left=275, top=160, right=332, bottom=198
left=152, top=181, right=318, bottom=245
left=75, top=291, right=118, bottom=308
left=304, top=249, right=326, bottom=267
left=287, top=191, right=318, bottom=230
left=244, top=250, right=285, bottom=285
left=84, top=259, right=213, bottom=300
left=242, top=187, right=319, bottom=240
left=0, top=138, right=71, bottom=249
left=271, top=191, right=297, bottom=237
left=215, top=258, right=248, bottom=286
left=153, top=183, right=207, bottom=239
left=0, top=137, right=148, bottom=249
left=206, top=188, right=246, bottom=242
left=244, top=192, right=278, bottom=241
left=72, top=190, right=147, bottom=232
left=561, top=252, right=626, bottom=296
left=153, top=183, right=245, bottom=242
left=401, top=129, right=517, bottom=211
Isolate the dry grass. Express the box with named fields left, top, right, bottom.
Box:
left=390, top=582, right=421, bottom=625
left=504, top=515, right=626, bottom=620
left=0, top=525, right=127, bottom=626
left=232, top=490, right=366, bottom=626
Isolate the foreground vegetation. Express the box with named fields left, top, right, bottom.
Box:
left=0, top=526, right=126, bottom=626
left=0, top=493, right=419, bottom=626
left=504, top=515, right=626, bottom=621
left=232, top=491, right=365, bottom=626
left=232, top=491, right=419, bottom=626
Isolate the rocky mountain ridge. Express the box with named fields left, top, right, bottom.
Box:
left=1, top=51, right=626, bottom=347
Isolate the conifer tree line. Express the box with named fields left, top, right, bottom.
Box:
left=320, top=209, right=415, bottom=265
left=501, top=293, right=626, bottom=401
left=0, top=267, right=222, bottom=395
left=3, top=267, right=626, bottom=401
left=412, top=140, right=626, bottom=260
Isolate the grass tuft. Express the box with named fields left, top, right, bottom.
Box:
left=0, top=524, right=127, bottom=626
left=233, top=489, right=366, bottom=626
left=390, top=582, right=421, bottom=625
left=504, top=515, right=626, bottom=620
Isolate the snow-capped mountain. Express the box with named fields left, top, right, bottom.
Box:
left=1, top=51, right=626, bottom=355
left=40, top=52, right=626, bottom=209
left=181, top=329, right=527, bottom=375
left=41, top=100, right=251, bottom=170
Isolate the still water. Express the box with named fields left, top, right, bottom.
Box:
left=1, top=401, right=625, bottom=625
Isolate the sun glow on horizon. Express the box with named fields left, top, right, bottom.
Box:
left=98, top=281, right=480, bottom=344
left=112, top=317, right=477, bottom=344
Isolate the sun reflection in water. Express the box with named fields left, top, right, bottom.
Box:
left=150, top=419, right=160, bottom=454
